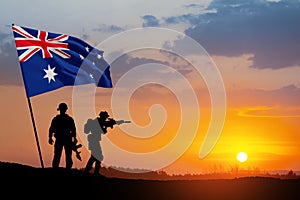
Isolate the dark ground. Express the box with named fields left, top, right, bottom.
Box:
left=1, top=161, right=299, bottom=199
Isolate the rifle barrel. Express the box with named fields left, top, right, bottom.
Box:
left=116, top=120, right=131, bottom=124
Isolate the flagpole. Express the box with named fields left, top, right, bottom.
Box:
left=27, top=97, right=44, bottom=168
left=11, top=24, right=44, bottom=168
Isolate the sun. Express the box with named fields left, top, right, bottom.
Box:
left=237, top=152, right=248, bottom=163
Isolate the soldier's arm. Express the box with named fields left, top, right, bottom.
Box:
left=70, top=117, right=77, bottom=139
left=49, top=117, right=56, bottom=138
left=48, top=118, right=55, bottom=145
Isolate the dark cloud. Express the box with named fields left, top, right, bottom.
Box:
left=0, top=32, right=22, bottom=85
left=164, top=14, right=195, bottom=25
left=109, top=53, right=169, bottom=82
left=92, top=24, right=124, bottom=33
left=229, top=84, right=300, bottom=107
left=167, top=0, right=300, bottom=69
left=108, top=49, right=194, bottom=85
left=142, top=15, right=160, bottom=27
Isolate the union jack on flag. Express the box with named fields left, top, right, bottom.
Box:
left=12, top=24, right=113, bottom=97
left=13, top=26, right=71, bottom=62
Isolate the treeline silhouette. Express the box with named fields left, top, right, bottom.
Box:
left=1, top=161, right=300, bottom=200
left=84, top=165, right=300, bottom=180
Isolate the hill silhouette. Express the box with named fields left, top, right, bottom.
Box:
left=1, top=161, right=299, bottom=199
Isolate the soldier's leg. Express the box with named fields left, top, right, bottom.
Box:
left=94, top=160, right=101, bottom=174
left=52, top=140, right=63, bottom=168
left=84, top=154, right=96, bottom=173
left=65, top=143, right=73, bottom=170
left=93, top=145, right=103, bottom=174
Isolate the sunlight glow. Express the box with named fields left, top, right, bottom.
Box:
left=237, top=152, right=248, bottom=163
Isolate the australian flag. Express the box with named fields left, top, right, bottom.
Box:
left=12, top=24, right=113, bottom=97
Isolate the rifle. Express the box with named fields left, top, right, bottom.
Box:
left=72, top=138, right=82, bottom=161
left=106, top=118, right=131, bottom=129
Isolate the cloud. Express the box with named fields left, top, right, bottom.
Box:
left=227, top=84, right=300, bottom=118
left=229, top=84, right=300, bottom=107
left=92, top=24, right=125, bottom=33
left=184, top=3, right=206, bottom=9
left=107, top=49, right=196, bottom=85
left=164, top=14, right=194, bottom=25
left=237, top=106, right=300, bottom=118
left=166, top=0, right=300, bottom=69
left=0, top=31, right=22, bottom=85
left=109, top=53, right=169, bottom=81
left=142, top=15, right=160, bottom=27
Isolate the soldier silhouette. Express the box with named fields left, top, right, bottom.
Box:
left=83, top=111, right=111, bottom=174
left=48, top=102, right=77, bottom=169
left=84, top=111, right=131, bottom=174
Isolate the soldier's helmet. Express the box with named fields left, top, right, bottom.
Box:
left=99, top=111, right=109, bottom=118
left=57, top=102, right=68, bottom=111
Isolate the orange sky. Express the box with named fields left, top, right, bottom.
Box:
left=1, top=51, right=299, bottom=175
left=1, top=0, right=300, bottom=176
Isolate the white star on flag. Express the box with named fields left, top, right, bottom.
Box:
left=43, top=64, right=57, bottom=83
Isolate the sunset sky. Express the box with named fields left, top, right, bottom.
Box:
left=1, top=0, right=300, bottom=175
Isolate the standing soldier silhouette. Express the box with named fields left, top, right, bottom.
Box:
left=48, top=102, right=77, bottom=170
